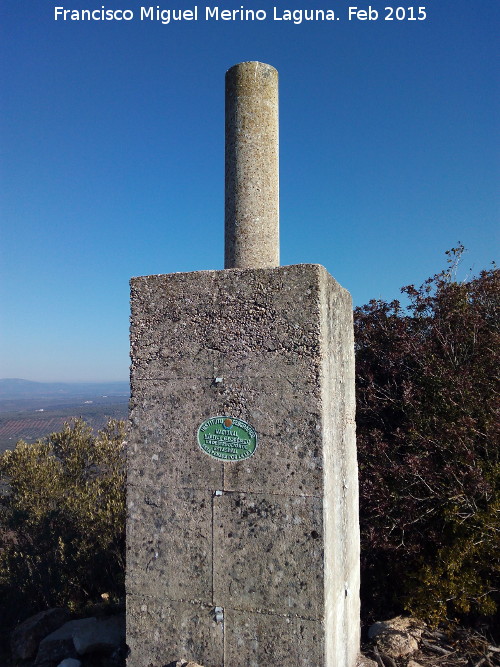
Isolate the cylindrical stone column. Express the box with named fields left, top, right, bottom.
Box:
left=225, top=61, right=279, bottom=269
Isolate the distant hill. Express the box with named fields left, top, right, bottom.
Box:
left=0, top=378, right=129, bottom=399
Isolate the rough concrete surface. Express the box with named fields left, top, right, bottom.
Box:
left=127, top=483, right=213, bottom=602
left=128, top=264, right=359, bottom=666
left=127, top=596, right=224, bottom=667
left=225, top=62, right=279, bottom=269
left=223, top=609, right=324, bottom=667
left=213, top=492, right=323, bottom=617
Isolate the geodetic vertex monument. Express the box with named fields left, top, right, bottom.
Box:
left=127, top=61, right=360, bottom=667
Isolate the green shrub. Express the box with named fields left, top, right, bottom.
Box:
left=1, top=247, right=498, bottom=636
left=0, top=418, right=126, bottom=624
left=355, top=246, right=499, bottom=627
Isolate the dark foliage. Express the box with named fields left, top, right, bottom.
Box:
left=355, top=246, right=499, bottom=628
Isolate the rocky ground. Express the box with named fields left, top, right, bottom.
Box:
left=359, top=616, right=500, bottom=667
left=4, top=607, right=499, bottom=667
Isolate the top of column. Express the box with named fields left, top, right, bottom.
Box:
left=224, top=61, right=280, bottom=269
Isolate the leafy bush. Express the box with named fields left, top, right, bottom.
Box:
left=0, top=247, right=498, bottom=638
left=355, top=246, right=499, bottom=627
left=0, top=418, right=126, bottom=626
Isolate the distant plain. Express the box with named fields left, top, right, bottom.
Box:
left=0, top=379, right=129, bottom=453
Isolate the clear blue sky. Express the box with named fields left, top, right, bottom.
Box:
left=1, top=0, right=498, bottom=381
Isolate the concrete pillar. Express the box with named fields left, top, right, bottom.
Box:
left=127, top=265, right=360, bottom=666
left=225, top=61, right=279, bottom=269
left=127, top=62, right=360, bottom=667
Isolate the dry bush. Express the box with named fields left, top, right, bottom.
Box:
left=355, top=246, right=499, bottom=629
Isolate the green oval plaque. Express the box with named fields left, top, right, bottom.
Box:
left=197, top=416, right=257, bottom=462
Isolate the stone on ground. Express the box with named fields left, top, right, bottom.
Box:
left=35, top=614, right=125, bottom=666
left=57, top=659, right=83, bottom=667
left=71, top=614, right=125, bottom=654
left=368, top=616, right=426, bottom=659
left=35, top=619, right=80, bottom=666
left=11, top=607, right=71, bottom=660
